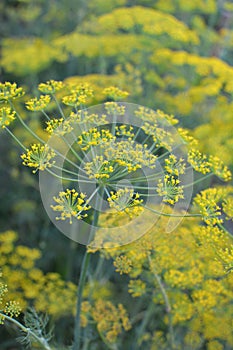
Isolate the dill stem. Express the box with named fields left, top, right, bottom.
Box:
left=73, top=187, right=103, bottom=350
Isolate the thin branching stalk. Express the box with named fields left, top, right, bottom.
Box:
left=143, top=205, right=202, bottom=218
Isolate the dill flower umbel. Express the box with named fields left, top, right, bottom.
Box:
left=0, top=82, right=25, bottom=103
left=107, top=188, right=143, bottom=218
left=21, top=144, right=56, bottom=173
left=209, top=155, right=232, bottom=181
left=188, top=149, right=211, bottom=174
left=84, top=155, right=115, bottom=180
left=0, top=107, right=15, bottom=128
left=128, top=279, right=146, bottom=297
left=38, top=80, right=64, bottom=94
left=0, top=272, right=21, bottom=325
left=69, top=110, right=107, bottom=125
left=4, top=301, right=21, bottom=318
left=113, top=255, right=132, bottom=275
left=115, top=124, right=135, bottom=139
left=25, top=95, right=51, bottom=111
left=46, top=118, right=73, bottom=136
left=223, top=197, right=233, bottom=220
left=194, top=188, right=224, bottom=226
left=156, top=175, right=184, bottom=204
left=78, top=128, right=114, bottom=151
left=103, top=86, right=129, bottom=100
left=164, top=154, right=186, bottom=176
left=63, top=83, right=93, bottom=107
left=104, top=102, right=126, bottom=115
left=91, top=300, right=131, bottom=344
left=51, top=189, right=91, bottom=223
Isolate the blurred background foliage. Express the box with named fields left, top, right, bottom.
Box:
left=0, top=0, right=233, bottom=349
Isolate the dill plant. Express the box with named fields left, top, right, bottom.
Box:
left=0, top=80, right=232, bottom=349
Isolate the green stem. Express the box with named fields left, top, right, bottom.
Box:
left=5, top=127, right=27, bottom=151
left=0, top=313, right=51, bottom=350
left=52, top=94, right=66, bottom=119
left=147, top=255, right=175, bottom=349
left=136, top=301, right=155, bottom=343
left=73, top=251, right=91, bottom=350
left=218, top=222, right=233, bottom=240
left=9, top=102, right=45, bottom=144
left=143, top=205, right=202, bottom=218
left=73, top=187, right=103, bottom=350
left=183, top=173, right=213, bottom=188
left=46, top=168, right=91, bottom=183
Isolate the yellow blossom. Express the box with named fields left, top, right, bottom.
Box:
left=0, top=107, right=15, bottom=129
left=25, top=95, right=51, bottom=111
left=51, top=189, right=91, bottom=223
left=21, top=144, right=56, bottom=173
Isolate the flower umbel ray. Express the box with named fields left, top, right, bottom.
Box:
left=51, top=189, right=92, bottom=224
left=21, top=144, right=56, bottom=173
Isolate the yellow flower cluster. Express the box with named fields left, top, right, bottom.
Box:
left=141, top=122, right=173, bottom=151
left=103, top=86, right=129, bottom=100
left=155, top=0, right=216, bottom=14
left=78, top=128, right=114, bottom=151
left=188, top=149, right=232, bottom=180
left=156, top=175, right=184, bottom=205
left=188, top=149, right=211, bottom=174
left=223, top=197, right=233, bottom=220
left=0, top=231, right=77, bottom=317
left=1, top=38, right=66, bottom=76
left=113, top=255, right=132, bottom=275
left=209, top=155, right=232, bottom=182
left=164, top=154, right=185, bottom=176
left=177, top=127, right=198, bottom=146
left=135, top=107, right=178, bottom=125
left=38, top=80, right=64, bottom=94
left=104, top=139, right=157, bottom=171
left=115, top=124, right=134, bottom=139
left=0, top=106, right=16, bottom=129
left=0, top=82, right=25, bottom=103
left=207, top=340, right=224, bottom=350
left=21, top=143, right=56, bottom=173
left=3, top=300, right=21, bottom=318
left=51, top=189, right=91, bottom=223
left=25, top=95, right=51, bottom=111
left=89, top=205, right=233, bottom=347
left=0, top=273, right=21, bottom=325
left=194, top=187, right=225, bottom=226
left=62, top=83, right=93, bottom=107
left=46, top=118, right=73, bottom=135
left=164, top=268, right=202, bottom=289
left=70, top=110, right=107, bottom=125
left=172, top=294, right=195, bottom=323
left=107, top=188, right=143, bottom=218
left=104, top=101, right=126, bottom=115
left=0, top=230, right=119, bottom=328
left=128, top=279, right=146, bottom=297
left=95, top=7, right=198, bottom=44
left=84, top=155, right=115, bottom=180
left=91, top=300, right=131, bottom=344
left=192, top=289, right=217, bottom=310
